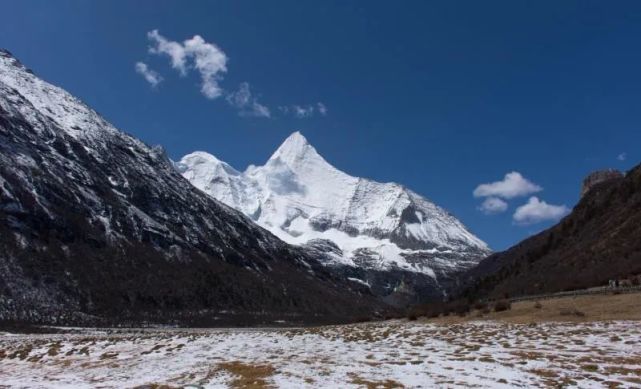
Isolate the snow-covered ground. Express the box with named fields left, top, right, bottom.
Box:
left=1, top=320, right=640, bottom=388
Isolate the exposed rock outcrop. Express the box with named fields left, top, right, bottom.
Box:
left=581, top=169, right=624, bottom=197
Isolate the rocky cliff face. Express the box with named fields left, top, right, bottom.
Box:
left=178, top=132, right=491, bottom=304
left=0, top=49, right=386, bottom=326
left=581, top=169, right=624, bottom=197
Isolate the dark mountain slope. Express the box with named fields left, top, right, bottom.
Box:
left=0, top=49, right=386, bottom=326
left=461, top=164, right=641, bottom=300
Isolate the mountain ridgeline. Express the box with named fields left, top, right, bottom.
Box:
left=461, top=165, right=641, bottom=301
left=0, top=49, right=389, bottom=326
left=177, top=132, right=491, bottom=305
left=6, top=47, right=632, bottom=327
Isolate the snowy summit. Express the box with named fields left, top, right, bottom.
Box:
left=177, top=131, right=491, bottom=301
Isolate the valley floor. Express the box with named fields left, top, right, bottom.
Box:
left=1, top=319, right=640, bottom=388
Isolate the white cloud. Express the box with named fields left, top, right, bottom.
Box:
left=147, top=29, right=227, bottom=99
left=226, top=82, right=271, bottom=118
left=478, top=197, right=508, bottom=215
left=513, top=196, right=569, bottom=225
left=226, top=82, right=251, bottom=107
left=317, top=102, right=328, bottom=116
left=135, top=62, right=163, bottom=87
left=474, top=172, right=542, bottom=199
left=618, top=152, right=627, bottom=161
left=293, top=105, right=314, bottom=118
left=143, top=29, right=325, bottom=118
left=147, top=30, right=188, bottom=74
left=279, top=102, right=328, bottom=118
left=248, top=102, right=271, bottom=118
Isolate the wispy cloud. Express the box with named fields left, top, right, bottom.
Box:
left=513, top=196, right=569, bottom=225
left=474, top=172, right=542, bottom=199
left=292, top=105, right=314, bottom=118
left=147, top=29, right=228, bottom=99
left=135, top=62, right=163, bottom=88
left=279, top=102, right=328, bottom=118
left=478, top=197, right=508, bottom=215
left=317, top=102, right=328, bottom=116
left=226, top=82, right=270, bottom=118
left=618, top=152, right=627, bottom=161
left=139, top=30, right=327, bottom=121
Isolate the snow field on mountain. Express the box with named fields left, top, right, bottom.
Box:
left=1, top=320, right=640, bottom=388
left=177, top=131, right=490, bottom=276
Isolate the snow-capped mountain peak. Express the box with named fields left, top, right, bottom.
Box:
left=179, top=151, right=241, bottom=177
left=269, top=131, right=311, bottom=163
left=178, top=131, right=491, bottom=298
left=0, top=49, right=120, bottom=144
left=267, top=131, right=337, bottom=174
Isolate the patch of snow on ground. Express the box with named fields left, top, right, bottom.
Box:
left=1, top=320, right=640, bottom=388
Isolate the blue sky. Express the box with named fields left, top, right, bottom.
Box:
left=1, top=1, right=640, bottom=250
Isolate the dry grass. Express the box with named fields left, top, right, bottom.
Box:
left=47, top=342, right=62, bottom=357
left=1, top=319, right=639, bottom=388
left=216, top=361, right=276, bottom=388
left=425, top=292, right=641, bottom=324
left=348, top=373, right=405, bottom=388
left=99, top=351, right=119, bottom=360
left=528, top=369, right=578, bottom=387
left=7, top=345, right=34, bottom=360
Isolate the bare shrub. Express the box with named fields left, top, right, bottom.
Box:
left=406, top=303, right=441, bottom=319
left=559, top=308, right=585, bottom=317
left=425, top=311, right=440, bottom=319
left=451, top=301, right=471, bottom=317
left=406, top=299, right=471, bottom=319
left=353, top=316, right=371, bottom=323
left=493, top=300, right=511, bottom=312
left=473, top=301, right=488, bottom=311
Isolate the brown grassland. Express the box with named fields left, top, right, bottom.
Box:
left=426, top=291, right=641, bottom=324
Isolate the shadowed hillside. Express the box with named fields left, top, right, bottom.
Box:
left=0, top=49, right=389, bottom=326
left=461, top=163, right=641, bottom=300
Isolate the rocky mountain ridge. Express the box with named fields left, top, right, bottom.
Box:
left=178, top=131, right=491, bottom=303
left=0, top=49, right=386, bottom=326
left=461, top=165, right=641, bottom=300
